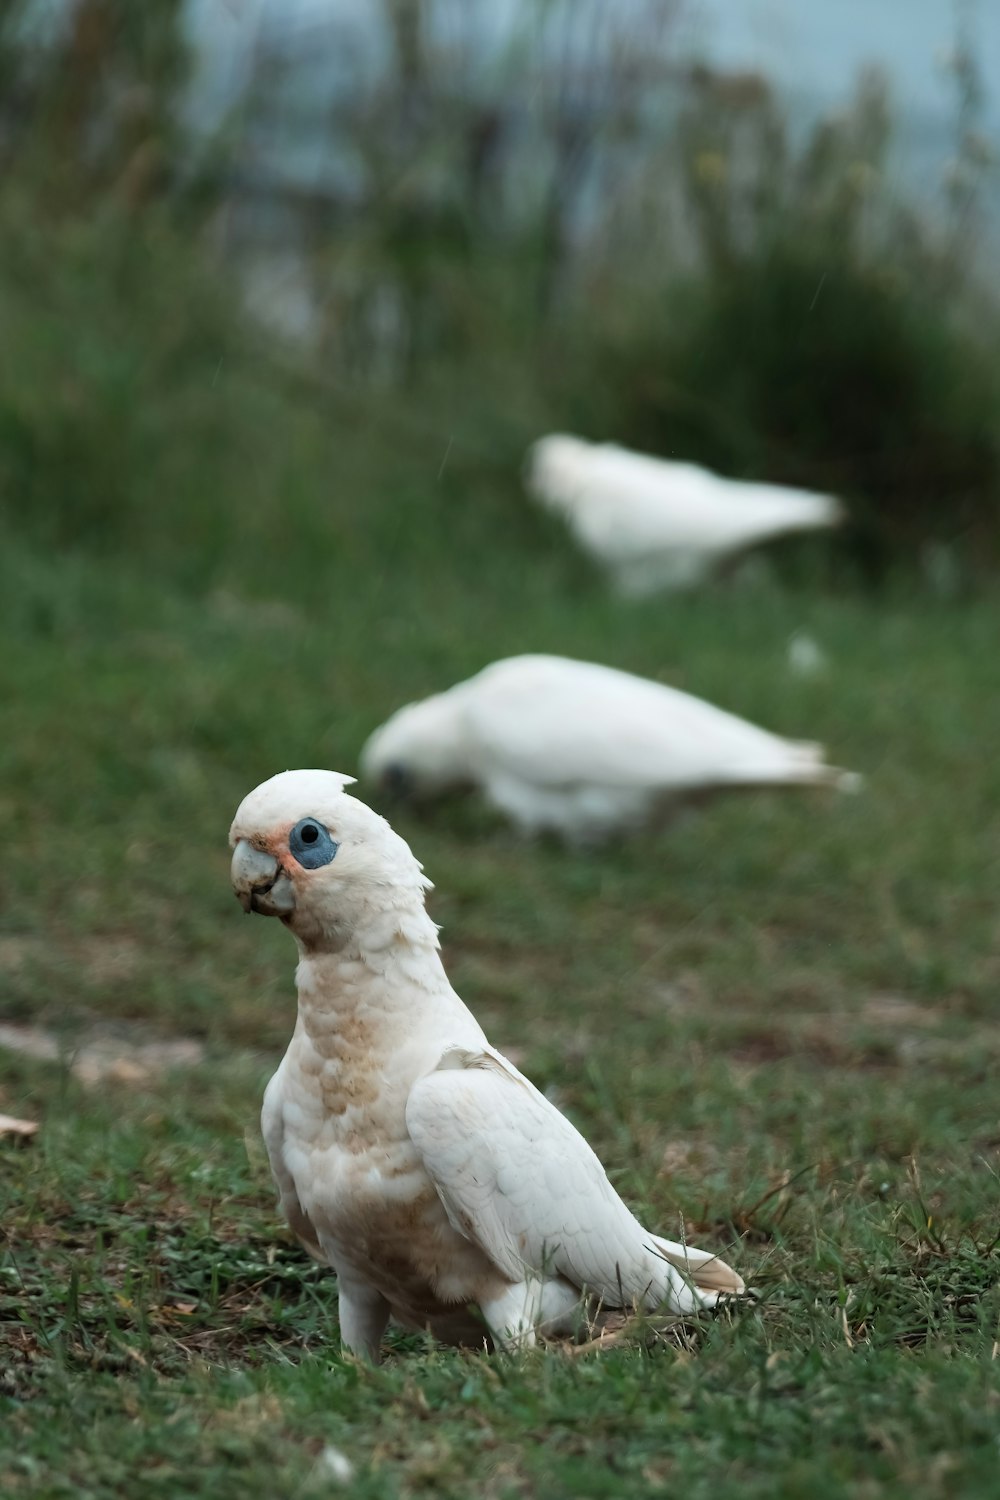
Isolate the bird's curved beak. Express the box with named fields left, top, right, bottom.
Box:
left=231, top=839, right=296, bottom=917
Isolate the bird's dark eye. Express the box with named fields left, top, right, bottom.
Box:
left=289, top=817, right=339, bottom=870
left=383, top=763, right=412, bottom=797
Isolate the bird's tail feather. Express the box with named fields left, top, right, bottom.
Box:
left=648, top=1234, right=745, bottom=1295
left=722, top=741, right=862, bottom=794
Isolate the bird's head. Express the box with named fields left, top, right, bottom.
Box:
left=359, top=694, right=469, bottom=803
left=524, top=433, right=592, bottom=515
left=229, top=769, right=431, bottom=953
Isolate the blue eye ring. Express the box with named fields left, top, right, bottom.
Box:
left=288, top=817, right=339, bottom=870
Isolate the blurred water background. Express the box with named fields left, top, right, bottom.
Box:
left=186, top=0, right=1000, bottom=205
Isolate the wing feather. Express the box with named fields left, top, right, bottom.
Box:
left=461, top=656, right=818, bottom=794
left=406, top=1047, right=742, bottom=1305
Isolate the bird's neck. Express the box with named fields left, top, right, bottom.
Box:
left=293, top=900, right=480, bottom=1062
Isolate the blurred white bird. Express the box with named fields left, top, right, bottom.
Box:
left=526, top=434, right=845, bottom=594
left=360, top=655, right=860, bottom=843
left=230, top=769, right=745, bottom=1359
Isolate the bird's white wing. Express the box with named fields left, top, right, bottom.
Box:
left=462, top=656, right=821, bottom=794
left=406, top=1046, right=742, bottom=1305
left=588, top=445, right=842, bottom=553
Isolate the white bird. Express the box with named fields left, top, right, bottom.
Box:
left=360, top=654, right=860, bottom=843
left=230, top=769, right=745, bottom=1359
left=526, top=434, right=845, bottom=594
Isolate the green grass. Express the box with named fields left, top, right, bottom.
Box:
left=3, top=10, right=1000, bottom=1490
left=3, top=459, right=1000, bottom=1497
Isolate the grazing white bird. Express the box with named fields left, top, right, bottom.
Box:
left=526, top=434, right=844, bottom=593
left=230, top=769, right=745, bottom=1358
left=360, top=654, right=860, bottom=843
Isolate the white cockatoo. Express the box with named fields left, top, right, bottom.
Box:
left=526, top=434, right=845, bottom=593
left=360, top=654, right=859, bottom=843
left=230, top=769, right=745, bottom=1358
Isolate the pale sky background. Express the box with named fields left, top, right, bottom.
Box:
left=183, top=0, right=998, bottom=128
left=181, top=0, right=998, bottom=213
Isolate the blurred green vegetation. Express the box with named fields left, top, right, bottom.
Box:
left=0, top=0, right=998, bottom=584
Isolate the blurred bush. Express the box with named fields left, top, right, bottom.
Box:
left=0, top=0, right=998, bottom=585
left=575, top=69, right=1000, bottom=579
left=0, top=0, right=189, bottom=211
left=0, top=0, right=343, bottom=590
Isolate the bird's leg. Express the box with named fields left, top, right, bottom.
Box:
left=336, top=1280, right=391, bottom=1361
left=479, top=1281, right=543, bottom=1352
